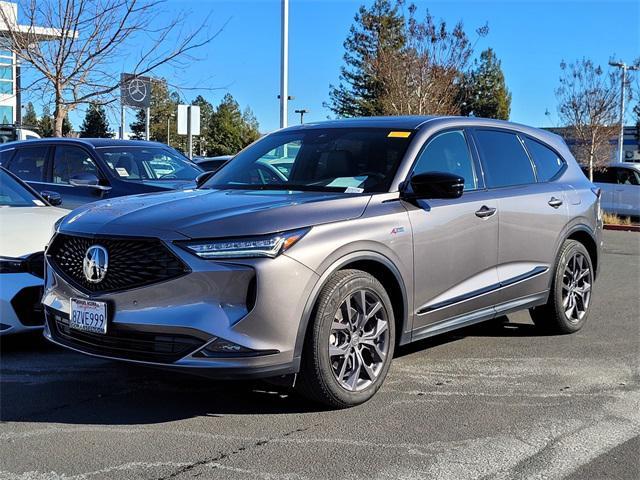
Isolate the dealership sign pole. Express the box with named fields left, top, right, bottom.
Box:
left=120, top=73, right=152, bottom=140
left=177, top=105, right=200, bottom=159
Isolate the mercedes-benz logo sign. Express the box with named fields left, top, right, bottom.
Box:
left=83, top=245, right=109, bottom=284
left=127, top=78, right=147, bottom=103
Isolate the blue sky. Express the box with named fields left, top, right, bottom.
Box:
left=28, top=0, right=640, bottom=133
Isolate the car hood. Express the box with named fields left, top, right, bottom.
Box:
left=60, top=188, right=371, bottom=239
left=0, top=206, right=68, bottom=257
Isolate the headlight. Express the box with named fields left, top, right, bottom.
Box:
left=51, top=215, right=67, bottom=236
left=179, top=228, right=310, bottom=259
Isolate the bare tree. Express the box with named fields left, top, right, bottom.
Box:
left=375, top=6, right=487, bottom=116
left=1, top=0, right=218, bottom=136
left=556, top=58, right=628, bottom=180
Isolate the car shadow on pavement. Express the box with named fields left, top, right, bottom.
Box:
left=1, top=315, right=550, bottom=425
left=0, top=333, right=326, bottom=425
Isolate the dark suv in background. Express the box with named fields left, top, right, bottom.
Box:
left=0, top=139, right=203, bottom=209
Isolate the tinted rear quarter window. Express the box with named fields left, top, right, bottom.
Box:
left=7, top=146, right=48, bottom=181
left=591, top=169, right=614, bottom=183
left=474, top=130, right=535, bottom=188
left=523, top=137, right=565, bottom=181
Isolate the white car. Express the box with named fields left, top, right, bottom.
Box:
left=0, top=167, right=66, bottom=335
left=590, top=163, right=640, bottom=218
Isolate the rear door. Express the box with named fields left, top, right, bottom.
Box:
left=406, top=129, right=500, bottom=334
left=591, top=168, right=616, bottom=213
left=5, top=145, right=50, bottom=192
left=471, top=129, right=569, bottom=310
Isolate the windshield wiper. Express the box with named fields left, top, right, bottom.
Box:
left=207, top=183, right=346, bottom=192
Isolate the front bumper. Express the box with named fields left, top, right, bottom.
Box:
left=42, top=241, right=319, bottom=379
left=0, top=272, right=45, bottom=336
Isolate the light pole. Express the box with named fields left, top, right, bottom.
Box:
left=279, top=0, right=289, bottom=129
left=294, top=109, right=308, bottom=124
left=608, top=60, right=639, bottom=163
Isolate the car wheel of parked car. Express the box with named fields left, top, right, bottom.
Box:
left=530, top=240, right=594, bottom=334
left=297, top=269, right=395, bottom=408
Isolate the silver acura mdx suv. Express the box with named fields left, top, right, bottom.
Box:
left=43, top=116, right=602, bottom=407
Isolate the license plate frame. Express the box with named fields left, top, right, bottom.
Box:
left=69, top=298, right=108, bottom=335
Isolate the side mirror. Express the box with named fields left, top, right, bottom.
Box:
left=195, top=171, right=216, bottom=188
left=69, top=173, right=111, bottom=191
left=40, top=190, right=62, bottom=206
left=404, top=172, right=464, bottom=200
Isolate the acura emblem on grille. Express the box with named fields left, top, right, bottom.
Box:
left=83, top=245, right=109, bottom=283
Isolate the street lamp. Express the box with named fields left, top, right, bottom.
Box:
left=608, top=60, right=640, bottom=163
left=294, top=109, right=308, bottom=124
left=279, top=0, right=289, bottom=128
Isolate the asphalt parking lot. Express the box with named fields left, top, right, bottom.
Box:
left=1, top=230, right=638, bottom=480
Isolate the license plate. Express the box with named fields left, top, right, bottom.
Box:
left=69, top=298, right=108, bottom=335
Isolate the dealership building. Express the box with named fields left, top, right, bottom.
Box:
left=0, top=1, right=63, bottom=125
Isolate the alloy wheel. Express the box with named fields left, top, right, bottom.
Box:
left=328, top=289, right=390, bottom=392
left=561, top=252, right=592, bottom=323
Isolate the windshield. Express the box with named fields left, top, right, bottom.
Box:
left=0, top=169, right=43, bottom=207
left=204, top=128, right=414, bottom=193
left=97, top=147, right=202, bottom=181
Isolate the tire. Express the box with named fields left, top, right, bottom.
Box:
left=530, top=240, right=594, bottom=334
left=296, top=269, right=396, bottom=408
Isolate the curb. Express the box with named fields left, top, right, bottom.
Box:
left=604, top=224, right=640, bottom=232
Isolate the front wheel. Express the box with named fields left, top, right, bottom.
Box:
left=530, top=240, right=594, bottom=334
left=296, top=269, right=395, bottom=408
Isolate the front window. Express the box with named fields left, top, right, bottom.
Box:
left=205, top=128, right=414, bottom=193
left=97, top=147, right=202, bottom=181
left=0, top=169, right=44, bottom=207
left=412, top=130, right=477, bottom=191
left=52, top=146, right=100, bottom=184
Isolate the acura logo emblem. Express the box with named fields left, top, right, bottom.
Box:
left=83, top=245, right=109, bottom=284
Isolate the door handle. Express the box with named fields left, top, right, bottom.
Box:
left=548, top=197, right=563, bottom=208
left=475, top=205, right=497, bottom=218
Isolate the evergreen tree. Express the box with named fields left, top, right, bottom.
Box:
left=192, top=95, right=215, bottom=155
left=22, top=102, right=38, bottom=127
left=208, top=94, right=261, bottom=156
left=327, top=0, right=405, bottom=117
left=461, top=48, right=511, bottom=120
left=38, top=106, right=54, bottom=137
left=79, top=103, right=112, bottom=138
left=62, top=114, right=73, bottom=136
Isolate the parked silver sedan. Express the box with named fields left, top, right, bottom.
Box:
left=590, top=163, right=640, bottom=218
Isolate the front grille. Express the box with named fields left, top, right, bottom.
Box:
left=47, top=233, right=189, bottom=294
left=47, top=309, right=205, bottom=363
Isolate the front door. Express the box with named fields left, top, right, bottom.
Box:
left=405, top=129, right=500, bottom=333
left=49, top=145, right=111, bottom=209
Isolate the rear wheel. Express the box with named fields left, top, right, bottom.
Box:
left=530, top=240, right=594, bottom=334
left=297, top=269, right=395, bottom=408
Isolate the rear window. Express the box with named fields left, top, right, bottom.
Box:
left=523, top=137, right=565, bottom=182
left=474, top=130, right=535, bottom=188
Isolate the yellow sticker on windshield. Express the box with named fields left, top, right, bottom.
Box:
left=388, top=131, right=411, bottom=138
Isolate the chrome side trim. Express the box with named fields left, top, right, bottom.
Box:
left=417, top=266, right=548, bottom=315
left=411, top=291, right=548, bottom=342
